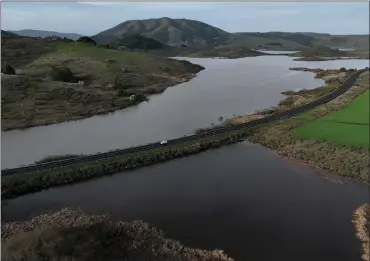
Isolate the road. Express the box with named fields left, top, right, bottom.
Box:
left=2, top=68, right=367, bottom=177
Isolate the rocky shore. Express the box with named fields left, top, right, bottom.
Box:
left=2, top=208, right=234, bottom=261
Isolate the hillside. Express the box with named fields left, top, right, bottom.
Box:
left=1, top=34, right=204, bottom=130
left=293, top=46, right=348, bottom=57
left=187, top=45, right=268, bottom=59
left=91, top=18, right=369, bottom=54
left=110, top=34, right=169, bottom=50
left=10, top=29, right=83, bottom=40
left=91, top=17, right=229, bottom=46
left=1, top=30, right=19, bottom=38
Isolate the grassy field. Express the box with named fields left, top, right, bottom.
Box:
left=291, top=90, right=369, bottom=148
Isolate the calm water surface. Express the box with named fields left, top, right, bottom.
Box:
left=1, top=57, right=368, bottom=168
left=3, top=142, right=368, bottom=261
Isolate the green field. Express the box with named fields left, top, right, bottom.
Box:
left=291, top=90, right=369, bottom=148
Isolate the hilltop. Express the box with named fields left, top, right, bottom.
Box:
left=91, top=17, right=230, bottom=46
left=1, top=34, right=204, bottom=130
left=9, top=29, right=84, bottom=40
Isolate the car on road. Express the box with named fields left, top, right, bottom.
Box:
left=160, top=140, right=168, bottom=145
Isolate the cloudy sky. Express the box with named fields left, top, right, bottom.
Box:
left=1, top=2, right=369, bottom=36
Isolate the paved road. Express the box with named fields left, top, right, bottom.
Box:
left=2, top=69, right=367, bottom=177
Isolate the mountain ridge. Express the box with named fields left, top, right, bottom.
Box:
left=9, top=29, right=84, bottom=40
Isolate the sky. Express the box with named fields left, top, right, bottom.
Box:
left=1, top=2, right=369, bottom=36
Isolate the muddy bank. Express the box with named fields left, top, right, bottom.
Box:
left=353, top=204, right=370, bottom=261
left=2, top=208, right=233, bottom=261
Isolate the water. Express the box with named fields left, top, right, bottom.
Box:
left=1, top=56, right=368, bottom=168
left=3, top=142, right=368, bottom=261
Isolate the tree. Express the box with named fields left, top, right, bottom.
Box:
left=50, top=66, right=76, bottom=82
left=76, top=36, right=96, bottom=45
left=1, top=63, right=16, bottom=75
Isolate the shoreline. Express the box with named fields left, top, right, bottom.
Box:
left=243, top=70, right=369, bottom=181
left=1, top=208, right=234, bottom=261
left=2, top=68, right=367, bottom=200
left=293, top=56, right=369, bottom=61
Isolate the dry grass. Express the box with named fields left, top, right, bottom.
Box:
left=2, top=208, right=234, bottom=261
left=353, top=203, right=370, bottom=261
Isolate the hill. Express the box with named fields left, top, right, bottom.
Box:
left=187, top=45, right=268, bottom=59
left=1, top=34, right=204, bottom=131
left=91, top=18, right=369, bottom=54
left=10, top=29, right=83, bottom=40
left=294, top=45, right=348, bottom=57
left=110, top=34, right=169, bottom=50
left=1, top=30, right=19, bottom=38
left=91, top=17, right=229, bottom=46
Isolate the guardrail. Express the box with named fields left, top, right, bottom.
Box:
left=2, top=69, right=367, bottom=177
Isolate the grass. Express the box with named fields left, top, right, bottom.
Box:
left=291, top=90, right=369, bottom=148
left=247, top=71, right=369, bottom=182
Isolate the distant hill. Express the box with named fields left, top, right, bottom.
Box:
left=10, top=29, right=83, bottom=40
left=1, top=30, right=19, bottom=38
left=91, top=17, right=229, bottom=46
left=296, top=45, right=348, bottom=57
left=187, top=45, right=268, bottom=59
left=92, top=18, right=369, bottom=52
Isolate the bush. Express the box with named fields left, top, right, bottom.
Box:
left=50, top=67, right=76, bottom=82
left=1, top=63, right=16, bottom=75
left=340, top=67, right=346, bottom=72
left=114, top=74, right=135, bottom=90
left=77, top=36, right=96, bottom=45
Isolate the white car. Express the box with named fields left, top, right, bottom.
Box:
left=160, top=140, right=168, bottom=145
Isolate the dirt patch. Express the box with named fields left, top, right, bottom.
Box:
left=353, top=203, right=370, bottom=261
left=2, top=208, right=234, bottom=261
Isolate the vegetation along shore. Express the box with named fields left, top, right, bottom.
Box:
left=228, top=68, right=369, bottom=181
left=1, top=208, right=233, bottom=261
left=353, top=203, right=370, bottom=261
left=2, top=68, right=368, bottom=200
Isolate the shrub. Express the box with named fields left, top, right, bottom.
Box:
left=1, top=63, right=16, bottom=75
left=50, top=67, right=76, bottom=82
left=77, top=36, right=96, bottom=45
left=340, top=67, right=346, bottom=72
